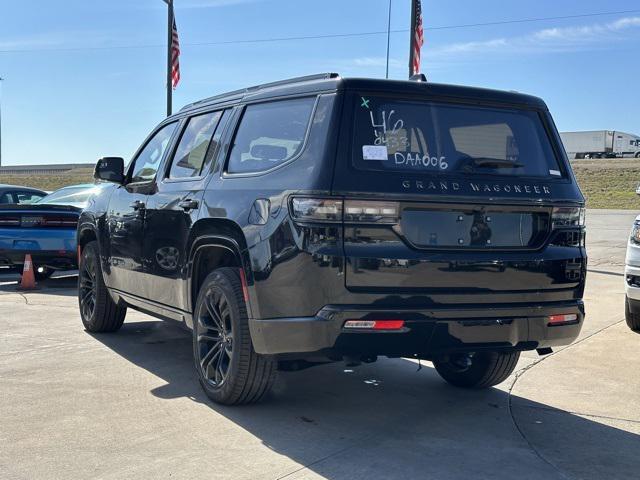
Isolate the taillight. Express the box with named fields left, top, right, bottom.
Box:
left=290, top=198, right=343, bottom=222
left=0, top=215, right=20, bottom=226
left=551, top=207, right=585, bottom=229
left=343, top=319, right=405, bottom=330
left=290, top=197, right=401, bottom=224
left=40, top=216, right=78, bottom=227
left=16, top=215, right=78, bottom=228
left=344, top=200, right=399, bottom=224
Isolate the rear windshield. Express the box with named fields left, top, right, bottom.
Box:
left=353, top=96, right=562, bottom=178
left=38, top=186, right=97, bottom=205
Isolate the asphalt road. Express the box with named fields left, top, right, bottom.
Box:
left=0, top=210, right=638, bottom=480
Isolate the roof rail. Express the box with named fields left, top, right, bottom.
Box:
left=179, top=73, right=340, bottom=113
left=245, top=72, right=340, bottom=92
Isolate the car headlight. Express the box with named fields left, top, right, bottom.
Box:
left=631, top=221, right=640, bottom=245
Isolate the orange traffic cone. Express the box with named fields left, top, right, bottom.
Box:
left=17, top=254, right=38, bottom=290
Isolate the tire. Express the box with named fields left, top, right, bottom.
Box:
left=433, top=350, right=520, bottom=388
left=193, top=267, right=276, bottom=405
left=635, top=152, right=640, bottom=158
left=78, top=241, right=126, bottom=333
left=625, top=296, right=640, bottom=332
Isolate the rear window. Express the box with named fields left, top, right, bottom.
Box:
left=38, top=186, right=97, bottom=205
left=15, top=191, right=46, bottom=204
left=353, top=96, right=562, bottom=178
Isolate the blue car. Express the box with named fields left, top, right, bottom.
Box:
left=0, top=184, right=47, bottom=204
left=0, top=183, right=103, bottom=279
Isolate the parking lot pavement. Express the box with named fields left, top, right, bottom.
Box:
left=1, top=211, right=638, bottom=480
left=585, top=209, right=637, bottom=273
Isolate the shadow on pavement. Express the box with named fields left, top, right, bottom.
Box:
left=90, top=319, right=639, bottom=480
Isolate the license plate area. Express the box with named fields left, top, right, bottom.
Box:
left=398, top=205, right=551, bottom=250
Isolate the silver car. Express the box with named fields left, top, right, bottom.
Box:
left=624, top=216, right=640, bottom=331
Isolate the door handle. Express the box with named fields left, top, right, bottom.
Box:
left=178, top=199, right=199, bottom=211
left=130, top=200, right=145, bottom=210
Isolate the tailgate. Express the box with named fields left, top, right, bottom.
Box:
left=343, top=202, right=582, bottom=294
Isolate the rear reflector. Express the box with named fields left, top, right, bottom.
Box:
left=343, top=319, right=405, bottom=330
left=238, top=268, right=250, bottom=303
left=547, top=314, right=578, bottom=326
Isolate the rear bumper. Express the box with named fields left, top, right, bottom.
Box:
left=249, top=302, right=585, bottom=357
left=0, top=228, right=77, bottom=269
left=0, top=250, right=77, bottom=270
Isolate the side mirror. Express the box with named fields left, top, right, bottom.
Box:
left=94, top=157, right=125, bottom=184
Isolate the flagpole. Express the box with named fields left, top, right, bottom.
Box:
left=385, top=0, right=391, bottom=79
left=165, top=0, right=173, bottom=116
left=408, top=0, right=416, bottom=78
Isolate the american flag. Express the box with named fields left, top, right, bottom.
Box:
left=411, top=0, right=424, bottom=75
left=171, top=6, right=181, bottom=89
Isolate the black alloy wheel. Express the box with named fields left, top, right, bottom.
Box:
left=196, top=287, right=234, bottom=387
left=79, top=253, right=97, bottom=321
left=193, top=268, right=276, bottom=405
left=78, top=241, right=126, bottom=333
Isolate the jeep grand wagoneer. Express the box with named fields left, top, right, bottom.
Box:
left=78, top=73, right=586, bottom=404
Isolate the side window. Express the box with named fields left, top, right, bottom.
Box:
left=227, top=97, right=316, bottom=174
left=15, top=192, right=46, bottom=204
left=169, top=111, right=222, bottom=179
left=0, top=192, right=13, bottom=203
left=130, top=122, right=177, bottom=183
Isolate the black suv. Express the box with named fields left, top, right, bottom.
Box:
left=78, top=73, right=586, bottom=405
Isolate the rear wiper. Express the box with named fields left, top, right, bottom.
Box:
left=469, top=157, right=524, bottom=168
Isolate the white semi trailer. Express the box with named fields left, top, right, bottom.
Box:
left=560, top=130, right=640, bottom=159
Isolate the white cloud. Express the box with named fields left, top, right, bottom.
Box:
left=428, top=16, right=640, bottom=58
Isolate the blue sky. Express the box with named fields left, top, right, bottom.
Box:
left=0, top=0, right=639, bottom=165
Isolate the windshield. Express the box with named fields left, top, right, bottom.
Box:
left=38, top=186, right=98, bottom=205
left=353, top=96, right=562, bottom=178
